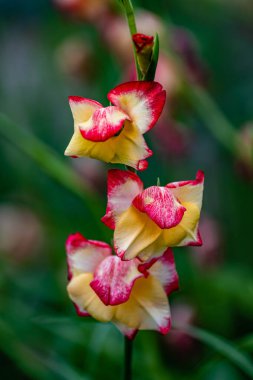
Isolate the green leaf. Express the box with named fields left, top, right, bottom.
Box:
left=143, top=33, right=159, bottom=81
left=174, top=324, right=253, bottom=378
left=238, top=334, right=253, bottom=352
left=0, top=113, right=108, bottom=238
left=0, top=318, right=89, bottom=380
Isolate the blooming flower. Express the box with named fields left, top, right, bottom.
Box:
left=66, top=232, right=179, bottom=339
left=65, top=81, right=166, bottom=170
left=102, top=169, right=204, bottom=262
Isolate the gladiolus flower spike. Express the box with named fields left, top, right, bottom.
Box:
left=66, top=233, right=179, bottom=339
left=65, top=81, right=166, bottom=170
left=102, top=169, right=204, bottom=262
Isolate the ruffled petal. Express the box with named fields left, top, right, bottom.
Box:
left=114, top=276, right=171, bottom=334
left=64, top=126, right=116, bottom=159
left=113, top=322, right=137, bottom=340
left=114, top=202, right=201, bottom=262
left=66, top=233, right=111, bottom=279
left=69, top=96, right=102, bottom=125
left=162, top=201, right=201, bottom=247
left=79, top=106, right=129, bottom=142
left=67, top=272, right=171, bottom=335
left=90, top=256, right=143, bottom=306
left=166, top=171, right=204, bottom=246
left=101, top=169, right=143, bottom=229
left=166, top=170, right=204, bottom=211
left=111, top=121, right=153, bottom=170
left=114, top=205, right=164, bottom=261
left=132, top=186, right=186, bottom=229
left=139, top=248, right=179, bottom=295
left=65, top=121, right=152, bottom=170
left=67, top=273, right=114, bottom=322
left=108, top=81, right=166, bottom=134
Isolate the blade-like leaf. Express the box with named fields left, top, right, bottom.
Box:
left=0, top=113, right=107, bottom=238
left=174, top=324, right=253, bottom=378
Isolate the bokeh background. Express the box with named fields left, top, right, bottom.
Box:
left=0, top=0, right=253, bottom=379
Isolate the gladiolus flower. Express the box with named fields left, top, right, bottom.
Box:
left=102, top=169, right=204, bottom=261
left=66, top=233, right=179, bottom=338
left=65, top=81, right=166, bottom=170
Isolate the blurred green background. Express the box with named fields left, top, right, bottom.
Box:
left=0, top=0, right=253, bottom=379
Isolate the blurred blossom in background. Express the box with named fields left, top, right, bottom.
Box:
left=0, top=0, right=253, bottom=379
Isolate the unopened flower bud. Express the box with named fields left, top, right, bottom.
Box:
left=133, top=33, right=154, bottom=77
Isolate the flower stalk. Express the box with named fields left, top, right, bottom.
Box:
left=124, top=337, right=133, bottom=380
left=120, top=0, right=142, bottom=80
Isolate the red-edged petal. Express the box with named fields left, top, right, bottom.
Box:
left=90, top=256, right=143, bottom=306
left=79, top=106, right=130, bottom=142
left=74, top=303, right=90, bottom=317
left=101, top=169, right=143, bottom=229
left=139, top=248, right=179, bottom=296
left=166, top=170, right=204, bottom=246
left=107, top=81, right=166, bottom=134
left=166, top=170, right=204, bottom=210
left=114, top=323, right=138, bottom=340
left=69, top=96, right=102, bottom=124
left=114, top=275, right=171, bottom=334
left=187, top=228, right=202, bottom=246
left=132, top=186, right=186, bottom=229
left=66, top=232, right=111, bottom=280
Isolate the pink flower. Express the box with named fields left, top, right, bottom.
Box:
left=65, top=81, right=166, bottom=170
left=53, top=0, right=110, bottom=23
left=102, top=169, right=204, bottom=261
left=66, top=233, right=179, bottom=339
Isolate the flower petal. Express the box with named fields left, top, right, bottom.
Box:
left=162, top=201, right=201, bottom=247
left=79, top=106, right=129, bottom=142
left=166, top=170, right=204, bottom=246
left=132, top=186, right=186, bottom=229
left=114, top=202, right=201, bottom=262
left=113, top=322, right=137, bottom=340
left=90, top=256, right=143, bottom=306
left=108, top=81, right=166, bottom=134
left=67, top=273, right=114, bottom=322
left=166, top=170, right=204, bottom=211
left=114, top=205, right=164, bottom=261
left=139, top=248, right=179, bottom=296
left=111, top=121, right=153, bottom=170
left=64, top=128, right=117, bottom=160
left=65, top=121, right=152, bottom=170
left=101, top=169, right=143, bottom=229
left=66, top=233, right=111, bottom=279
left=69, top=96, right=102, bottom=125
left=114, top=275, right=171, bottom=334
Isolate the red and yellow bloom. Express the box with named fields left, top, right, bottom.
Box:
left=65, top=81, right=166, bottom=170
left=66, top=233, right=178, bottom=338
left=102, top=169, right=204, bottom=261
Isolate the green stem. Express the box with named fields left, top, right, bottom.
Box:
left=124, top=337, right=133, bottom=380
left=121, top=0, right=142, bottom=80
left=121, top=0, right=137, bottom=35
left=0, top=113, right=106, bottom=236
